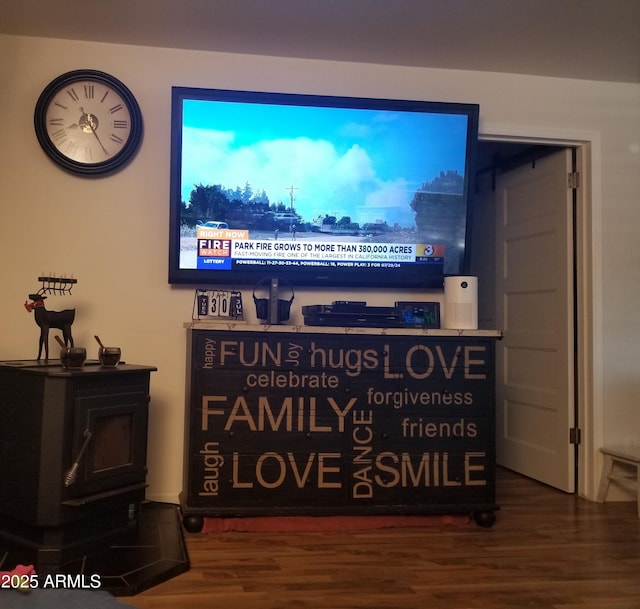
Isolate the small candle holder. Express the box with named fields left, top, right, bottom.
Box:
left=60, top=347, right=86, bottom=369
left=98, top=346, right=121, bottom=367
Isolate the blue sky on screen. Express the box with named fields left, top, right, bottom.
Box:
left=181, top=98, right=468, bottom=227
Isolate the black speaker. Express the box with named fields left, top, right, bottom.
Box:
left=253, top=277, right=295, bottom=323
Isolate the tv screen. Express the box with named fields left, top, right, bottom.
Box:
left=169, top=87, right=479, bottom=289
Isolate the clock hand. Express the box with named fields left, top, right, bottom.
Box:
left=79, top=107, right=109, bottom=155
left=89, top=123, right=109, bottom=155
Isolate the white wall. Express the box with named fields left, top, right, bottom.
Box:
left=1, top=34, right=639, bottom=502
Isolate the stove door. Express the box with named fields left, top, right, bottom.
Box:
left=65, top=391, right=148, bottom=499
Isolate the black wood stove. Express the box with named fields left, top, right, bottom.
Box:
left=0, top=360, right=189, bottom=595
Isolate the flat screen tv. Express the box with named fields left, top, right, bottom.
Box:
left=169, top=87, right=479, bottom=289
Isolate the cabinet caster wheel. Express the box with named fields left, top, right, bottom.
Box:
left=473, top=510, right=496, bottom=528
left=182, top=514, right=204, bottom=533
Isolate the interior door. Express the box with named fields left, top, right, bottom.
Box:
left=495, top=149, right=575, bottom=492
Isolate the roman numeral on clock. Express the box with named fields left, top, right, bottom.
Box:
left=50, top=128, right=67, bottom=143
left=63, top=140, right=78, bottom=157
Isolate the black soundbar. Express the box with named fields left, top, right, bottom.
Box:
left=302, top=301, right=441, bottom=328
left=302, top=303, right=398, bottom=316
left=303, top=313, right=406, bottom=328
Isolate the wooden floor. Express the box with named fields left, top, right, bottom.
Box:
left=121, top=468, right=640, bottom=609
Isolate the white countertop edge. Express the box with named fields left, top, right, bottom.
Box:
left=184, top=320, right=502, bottom=338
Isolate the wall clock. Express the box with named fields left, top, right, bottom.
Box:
left=34, top=69, right=143, bottom=176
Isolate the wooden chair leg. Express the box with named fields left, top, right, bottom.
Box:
left=597, top=454, right=614, bottom=502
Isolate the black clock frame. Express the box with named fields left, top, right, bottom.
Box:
left=34, top=69, right=143, bottom=177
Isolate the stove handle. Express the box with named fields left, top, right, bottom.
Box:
left=64, top=429, right=93, bottom=487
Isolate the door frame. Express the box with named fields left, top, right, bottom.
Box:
left=479, top=124, right=603, bottom=501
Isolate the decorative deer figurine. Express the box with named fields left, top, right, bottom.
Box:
left=24, top=293, right=75, bottom=360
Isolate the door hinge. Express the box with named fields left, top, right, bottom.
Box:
left=569, top=427, right=582, bottom=445
left=568, top=172, right=580, bottom=189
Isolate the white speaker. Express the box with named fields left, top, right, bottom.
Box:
left=444, top=276, right=478, bottom=330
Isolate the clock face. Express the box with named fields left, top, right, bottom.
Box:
left=34, top=70, right=143, bottom=176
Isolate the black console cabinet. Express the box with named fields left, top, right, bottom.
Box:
left=180, top=324, right=500, bottom=530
